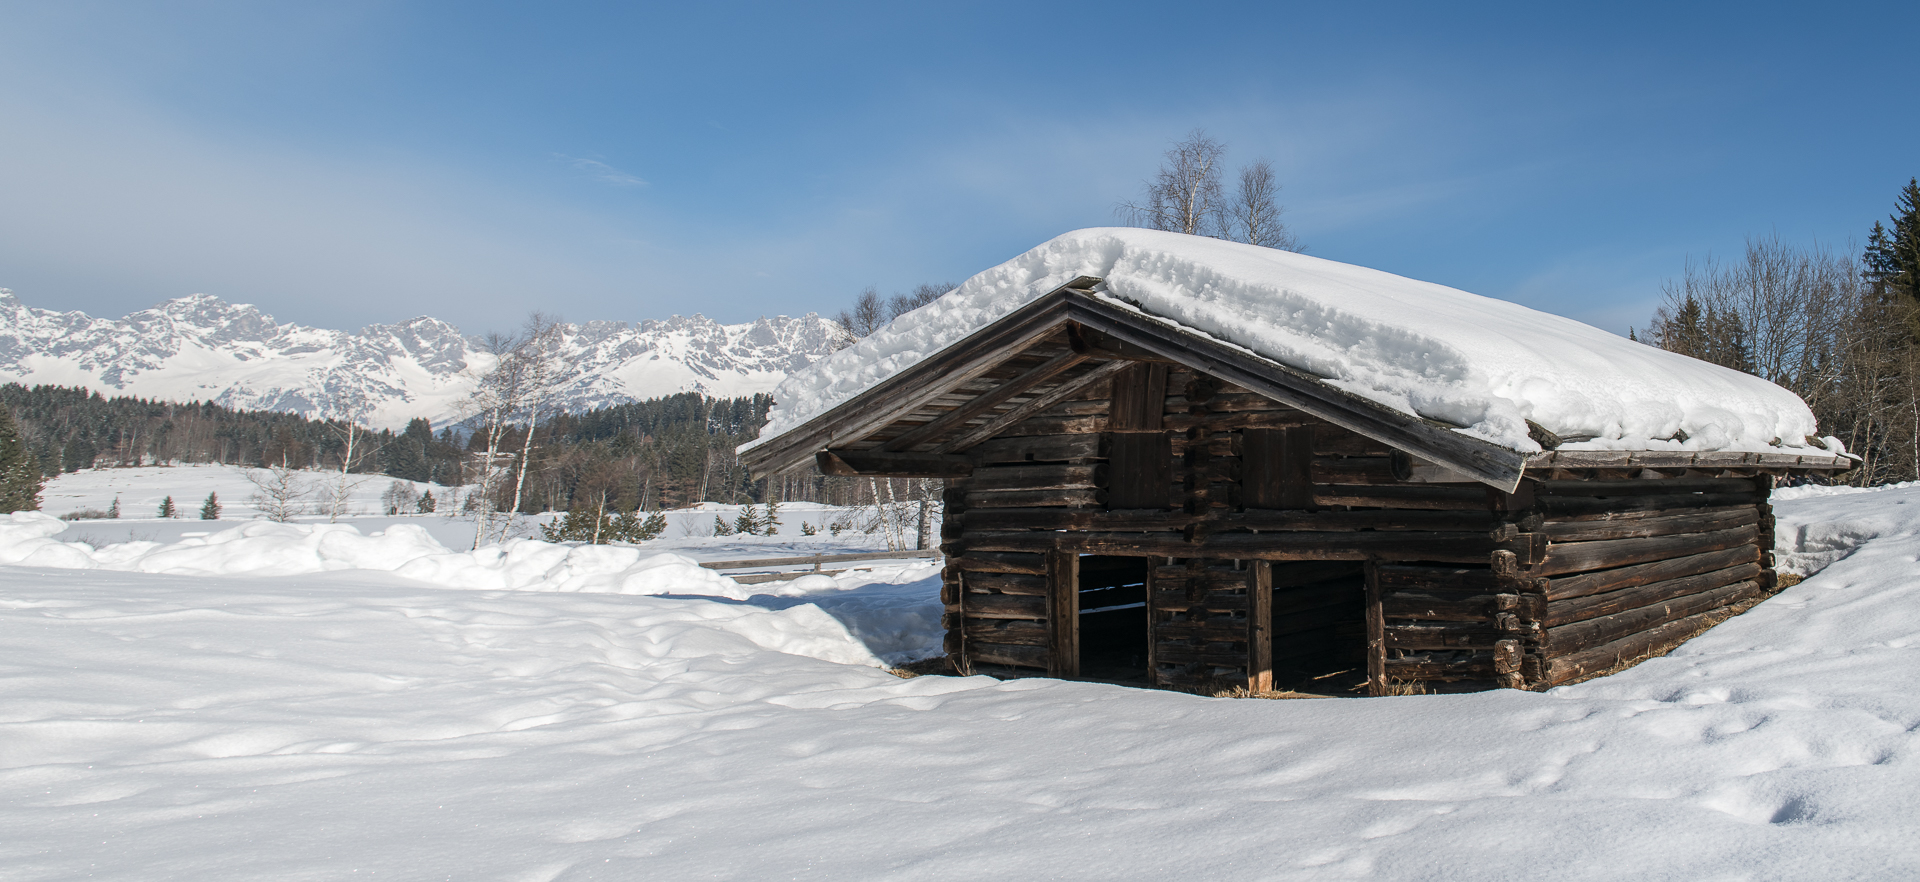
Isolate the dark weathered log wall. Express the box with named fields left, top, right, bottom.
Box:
left=941, top=358, right=1785, bottom=696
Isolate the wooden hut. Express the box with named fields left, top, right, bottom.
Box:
left=741, top=251, right=1852, bottom=695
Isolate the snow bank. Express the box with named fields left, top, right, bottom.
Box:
left=1772, top=480, right=1920, bottom=576
left=752, top=228, right=1824, bottom=456
left=2, top=486, right=1917, bottom=880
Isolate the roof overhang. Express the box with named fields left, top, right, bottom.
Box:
left=742, top=277, right=1547, bottom=491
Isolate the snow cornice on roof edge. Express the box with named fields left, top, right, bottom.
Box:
left=745, top=228, right=1839, bottom=473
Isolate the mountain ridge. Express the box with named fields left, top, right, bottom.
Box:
left=0, top=290, right=842, bottom=430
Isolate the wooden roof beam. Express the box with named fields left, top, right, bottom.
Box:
left=878, top=349, right=1089, bottom=453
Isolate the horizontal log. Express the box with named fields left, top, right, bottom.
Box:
left=1544, top=545, right=1758, bottom=601
left=1314, top=484, right=1491, bottom=511
left=1533, top=525, right=1758, bottom=576
left=1163, top=392, right=1291, bottom=412
left=1542, top=579, right=1760, bottom=658
left=1171, top=433, right=1243, bottom=457
left=963, top=488, right=1106, bottom=509
left=1165, top=411, right=1313, bottom=432
left=968, top=433, right=1109, bottom=464
left=969, top=641, right=1049, bottom=669
left=964, top=572, right=1048, bottom=596
left=1154, top=620, right=1252, bottom=641
left=1385, top=622, right=1504, bottom=650
left=1374, top=564, right=1539, bottom=593
left=964, top=594, right=1048, bottom=620
left=1536, top=491, right=1763, bottom=517
left=964, top=530, right=1509, bottom=562
left=949, top=552, right=1047, bottom=575
left=1542, top=507, right=1759, bottom=541
left=1000, top=414, right=1108, bottom=436
left=1152, top=591, right=1250, bottom=613
left=968, top=463, right=1109, bottom=492
left=964, top=619, right=1049, bottom=646
left=1543, top=607, right=1729, bottom=686
left=817, top=448, right=974, bottom=478
left=1153, top=566, right=1249, bottom=587
left=1313, top=429, right=1393, bottom=457
left=1545, top=562, right=1761, bottom=627
left=1382, top=590, right=1538, bottom=623
left=1311, top=455, right=1412, bottom=486
left=1535, top=477, right=1763, bottom=497
left=1383, top=654, right=1498, bottom=677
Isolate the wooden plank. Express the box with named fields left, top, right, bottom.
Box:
left=964, top=572, right=1048, bottom=596
left=1385, top=622, right=1504, bottom=650
left=1108, top=432, right=1173, bottom=510
left=1542, top=507, right=1758, bottom=542
left=816, top=448, right=974, bottom=478
left=1164, top=411, right=1314, bottom=432
left=962, top=488, right=1106, bottom=509
left=999, top=414, right=1108, bottom=436
left=962, top=530, right=1507, bottom=562
left=969, top=641, right=1049, bottom=669
left=1542, top=607, right=1729, bottom=686
left=1533, top=525, right=1759, bottom=576
left=700, top=549, right=941, bottom=570
left=965, top=594, right=1047, bottom=620
left=1109, top=363, right=1168, bottom=431
left=1536, top=477, right=1763, bottom=497
left=1047, top=551, right=1080, bottom=678
left=1313, top=484, right=1491, bottom=510
left=1062, top=292, right=1529, bottom=490
left=968, top=433, right=1109, bottom=464
left=1542, top=580, right=1760, bottom=658
left=964, top=619, right=1048, bottom=646
left=1535, top=491, right=1763, bottom=517
left=937, top=361, right=1132, bottom=454
left=1242, top=425, right=1315, bottom=510
left=1544, top=545, right=1759, bottom=602
left=968, top=463, right=1108, bottom=492
left=881, top=350, right=1090, bottom=452
left=949, top=551, right=1047, bottom=575
left=1545, top=562, right=1762, bottom=627
left=1249, top=562, right=1273, bottom=692
left=1310, top=455, right=1412, bottom=486
left=1364, top=562, right=1386, bottom=696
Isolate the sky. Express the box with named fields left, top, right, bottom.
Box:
left=1, top=1, right=1914, bottom=338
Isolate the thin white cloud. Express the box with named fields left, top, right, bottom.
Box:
left=558, top=155, right=648, bottom=187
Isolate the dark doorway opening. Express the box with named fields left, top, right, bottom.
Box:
left=1077, top=555, right=1151, bottom=683
left=1269, top=561, right=1368, bottom=693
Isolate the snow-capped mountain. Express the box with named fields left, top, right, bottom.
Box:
left=0, top=290, right=843, bottom=429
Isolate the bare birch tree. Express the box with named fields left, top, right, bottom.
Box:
left=1120, top=129, right=1226, bottom=236
left=1226, top=159, right=1300, bottom=252
left=464, top=314, right=567, bottom=548
left=247, top=465, right=309, bottom=523
left=318, top=389, right=380, bottom=522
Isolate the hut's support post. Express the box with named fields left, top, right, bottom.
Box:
left=1364, top=560, right=1386, bottom=696
left=1047, top=550, right=1080, bottom=678
left=1248, top=560, right=1273, bottom=693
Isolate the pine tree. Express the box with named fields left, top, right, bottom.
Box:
left=763, top=498, right=781, bottom=536
left=712, top=514, right=733, bottom=536
left=158, top=496, right=177, bottom=518
left=107, top=495, right=120, bottom=519
left=200, top=491, right=221, bottom=520
left=417, top=490, right=437, bottom=513
left=0, top=405, right=44, bottom=512
left=734, top=504, right=761, bottom=536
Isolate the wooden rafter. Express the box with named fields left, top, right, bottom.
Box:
left=933, top=360, right=1133, bottom=455
left=878, top=349, right=1089, bottom=453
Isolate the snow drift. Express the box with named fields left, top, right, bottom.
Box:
left=752, top=228, right=1826, bottom=456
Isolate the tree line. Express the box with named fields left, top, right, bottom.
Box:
left=1638, top=180, right=1920, bottom=485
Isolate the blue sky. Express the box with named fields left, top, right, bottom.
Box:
left=1, top=1, right=1913, bottom=337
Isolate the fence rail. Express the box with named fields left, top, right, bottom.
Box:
left=699, top=549, right=943, bottom=585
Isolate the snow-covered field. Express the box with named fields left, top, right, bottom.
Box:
left=3, top=473, right=1918, bottom=880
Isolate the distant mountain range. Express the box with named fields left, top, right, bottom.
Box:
left=0, top=290, right=843, bottom=430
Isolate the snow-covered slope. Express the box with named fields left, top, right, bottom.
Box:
left=0, top=290, right=842, bottom=429
left=754, top=228, right=1830, bottom=457
left=0, top=487, right=1917, bottom=879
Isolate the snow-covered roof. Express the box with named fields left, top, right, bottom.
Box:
left=752, top=228, right=1831, bottom=458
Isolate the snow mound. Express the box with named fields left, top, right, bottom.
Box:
left=0, top=511, right=905, bottom=667
left=751, top=228, right=1823, bottom=456
left=1771, top=481, right=1920, bottom=576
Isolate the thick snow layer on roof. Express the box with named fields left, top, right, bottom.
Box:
left=751, top=228, right=1825, bottom=455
